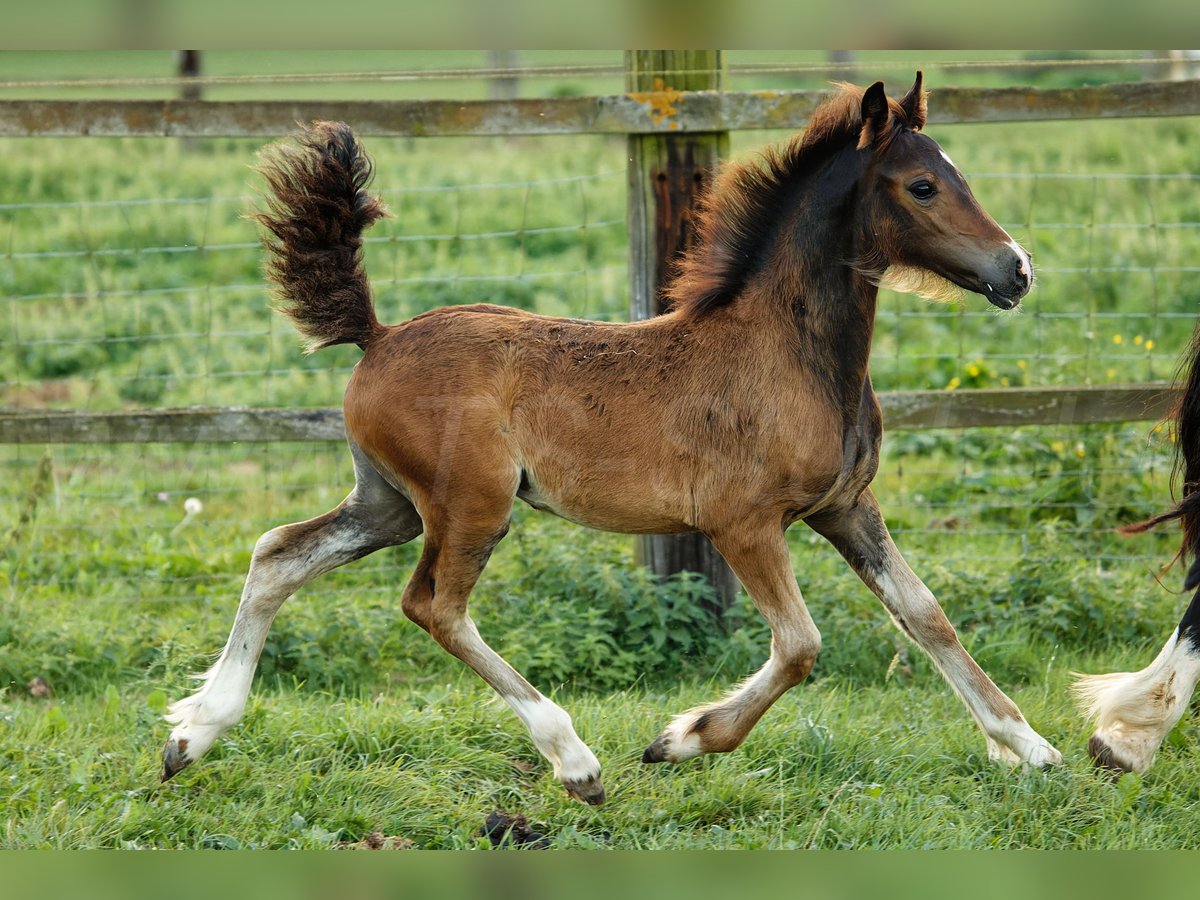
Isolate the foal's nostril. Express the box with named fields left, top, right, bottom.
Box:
left=1007, top=241, right=1033, bottom=293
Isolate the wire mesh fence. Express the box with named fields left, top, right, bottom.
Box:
left=3, top=60, right=1199, bottom=611
left=2, top=159, right=627, bottom=411
left=2, top=51, right=1197, bottom=99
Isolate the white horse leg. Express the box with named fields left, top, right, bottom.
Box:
left=1075, top=593, right=1200, bottom=773
left=400, top=519, right=604, bottom=804
left=162, top=453, right=421, bottom=780
left=810, top=492, right=1063, bottom=768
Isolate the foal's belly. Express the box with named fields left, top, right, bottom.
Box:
left=516, top=463, right=695, bottom=535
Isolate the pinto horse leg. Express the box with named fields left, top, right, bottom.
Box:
left=808, top=491, right=1062, bottom=768
left=642, top=523, right=821, bottom=764
left=161, top=447, right=421, bottom=780
left=401, top=516, right=605, bottom=805
left=1074, top=590, right=1200, bottom=774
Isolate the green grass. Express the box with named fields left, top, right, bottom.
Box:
left=4, top=51, right=1200, bottom=848
left=6, top=660, right=1200, bottom=849
left=3, top=464, right=1196, bottom=848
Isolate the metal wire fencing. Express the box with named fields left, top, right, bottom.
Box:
left=2, top=106, right=1199, bottom=606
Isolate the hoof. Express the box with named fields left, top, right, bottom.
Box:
left=641, top=721, right=704, bottom=764
left=641, top=737, right=667, bottom=764
left=161, top=738, right=193, bottom=782
left=563, top=775, right=606, bottom=806
left=1088, top=734, right=1131, bottom=778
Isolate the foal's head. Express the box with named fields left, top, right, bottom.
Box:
left=854, top=72, right=1033, bottom=310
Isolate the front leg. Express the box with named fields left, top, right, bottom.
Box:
left=807, top=491, right=1062, bottom=768
left=642, top=523, right=822, bottom=765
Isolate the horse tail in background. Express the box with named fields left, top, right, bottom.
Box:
left=1119, top=321, right=1200, bottom=589
left=1074, top=320, right=1200, bottom=773
left=253, top=121, right=388, bottom=353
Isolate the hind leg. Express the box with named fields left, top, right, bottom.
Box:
left=1075, top=591, right=1200, bottom=774
left=162, top=446, right=421, bottom=780
left=401, top=508, right=604, bottom=805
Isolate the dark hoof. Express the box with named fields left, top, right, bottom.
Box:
left=161, top=738, right=192, bottom=782
left=642, top=736, right=668, bottom=764
left=1088, top=734, right=1131, bottom=778
left=563, top=775, right=606, bottom=806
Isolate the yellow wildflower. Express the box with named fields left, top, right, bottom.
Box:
left=1112, top=334, right=1123, bottom=345
left=1145, top=339, right=1156, bottom=351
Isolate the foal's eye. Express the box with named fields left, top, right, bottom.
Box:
left=908, top=181, right=936, bottom=201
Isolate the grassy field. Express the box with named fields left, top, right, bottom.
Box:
left=7, top=662, right=1200, bottom=850
left=3, top=51, right=1200, bottom=849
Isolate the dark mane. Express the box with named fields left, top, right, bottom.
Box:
left=667, top=84, right=911, bottom=318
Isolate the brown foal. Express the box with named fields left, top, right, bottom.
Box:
left=162, top=73, right=1061, bottom=805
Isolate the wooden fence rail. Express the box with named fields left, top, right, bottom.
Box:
left=2, top=79, right=1199, bottom=138
left=0, top=385, right=1178, bottom=445
left=4, top=70, right=1194, bottom=610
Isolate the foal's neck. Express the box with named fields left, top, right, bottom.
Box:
left=769, top=152, right=879, bottom=411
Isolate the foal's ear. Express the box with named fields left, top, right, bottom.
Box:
left=858, top=81, right=891, bottom=150
left=899, top=70, right=927, bottom=131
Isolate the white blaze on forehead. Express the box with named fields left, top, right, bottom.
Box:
left=939, top=149, right=958, bottom=170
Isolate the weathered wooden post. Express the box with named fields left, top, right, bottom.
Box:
left=626, top=50, right=741, bottom=618
left=486, top=50, right=520, bottom=100
left=178, top=51, right=202, bottom=101
left=177, top=51, right=202, bottom=151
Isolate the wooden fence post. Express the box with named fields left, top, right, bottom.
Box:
left=486, top=50, right=520, bottom=100
left=178, top=51, right=202, bottom=101
left=625, top=50, right=741, bottom=619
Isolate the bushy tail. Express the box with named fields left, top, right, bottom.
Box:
left=253, top=121, right=388, bottom=353
left=1121, top=321, right=1200, bottom=589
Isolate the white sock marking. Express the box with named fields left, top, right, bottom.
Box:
left=874, top=568, right=1061, bottom=766
left=507, top=696, right=600, bottom=783
left=1075, top=630, right=1200, bottom=772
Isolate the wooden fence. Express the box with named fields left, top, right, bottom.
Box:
left=3, top=79, right=1199, bottom=137
left=0, top=385, right=1180, bottom=446
left=2, top=73, right=1195, bottom=445
left=3, top=58, right=1198, bottom=607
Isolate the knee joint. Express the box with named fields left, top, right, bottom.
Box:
left=401, top=589, right=432, bottom=632
left=251, top=526, right=290, bottom=561
left=777, top=628, right=821, bottom=682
